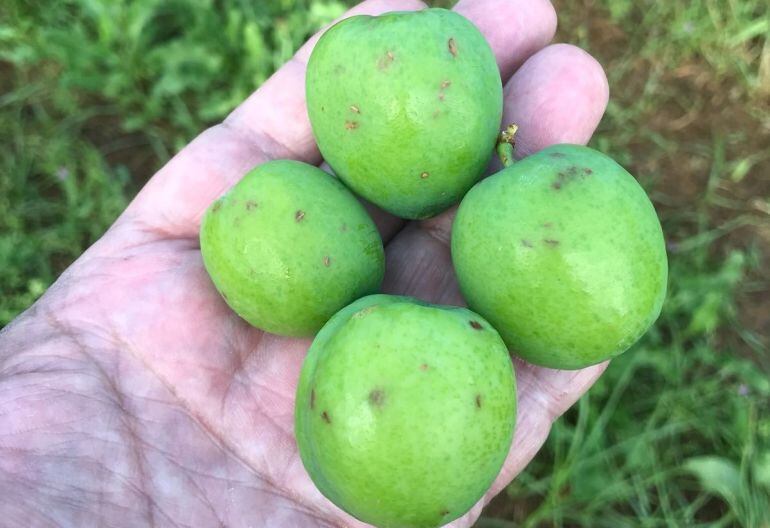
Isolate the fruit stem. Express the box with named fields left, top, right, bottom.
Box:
left=496, top=124, right=518, bottom=168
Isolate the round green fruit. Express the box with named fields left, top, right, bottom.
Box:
left=295, top=294, right=516, bottom=528
left=199, top=160, right=384, bottom=337
left=451, top=145, right=668, bottom=369
left=306, top=8, right=503, bottom=219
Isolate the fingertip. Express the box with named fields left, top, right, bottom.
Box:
left=504, top=43, right=609, bottom=157
left=454, top=0, right=557, bottom=80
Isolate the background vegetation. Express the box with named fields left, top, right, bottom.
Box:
left=1, top=0, right=768, bottom=525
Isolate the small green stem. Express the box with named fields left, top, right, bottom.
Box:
left=496, top=124, right=519, bottom=168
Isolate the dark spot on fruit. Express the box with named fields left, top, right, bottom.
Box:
left=475, top=394, right=483, bottom=408
left=469, top=320, right=483, bottom=330
left=321, top=411, right=331, bottom=424
left=323, top=256, right=331, bottom=267
left=340, top=223, right=348, bottom=232
left=420, top=171, right=430, bottom=179
left=432, top=109, right=441, bottom=118
left=295, top=210, right=305, bottom=222
left=440, top=509, right=450, bottom=516
left=245, top=200, right=257, bottom=211
left=448, top=38, right=458, bottom=57
left=544, top=239, right=560, bottom=247
left=350, top=105, right=360, bottom=114
left=549, top=152, right=566, bottom=158
left=378, top=51, right=395, bottom=70
left=211, top=201, right=222, bottom=213
left=543, top=222, right=554, bottom=228
left=345, top=120, right=359, bottom=130
left=353, top=306, right=377, bottom=319
left=583, top=167, right=593, bottom=174
left=441, top=80, right=451, bottom=89
left=310, top=389, right=315, bottom=409
left=368, top=389, right=385, bottom=407
left=521, top=239, right=534, bottom=248
left=333, top=64, right=345, bottom=75
left=553, top=166, right=588, bottom=191
left=419, top=363, right=429, bottom=371
left=438, top=93, right=445, bottom=101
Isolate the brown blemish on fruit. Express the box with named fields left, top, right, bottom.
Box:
left=544, top=239, right=560, bottom=247
left=340, top=223, right=348, bottom=232
left=310, top=389, right=315, bottom=409
left=441, top=80, right=451, bottom=89
left=350, top=105, right=360, bottom=114
left=345, top=120, right=359, bottom=130
left=469, top=320, right=483, bottom=330
left=549, top=152, right=566, bottom=158
left=553, top=166, right=589, bottom=190
left=323, top=256, right=331, bottom=267
left=245, top=200, right=257, bottom=211
left=475, top=394, right=483, bottom=408
left=368, top=389, right=385, bottom=407
left=353, top=306, right=377, bottom=319
left=295, top=210, right=305, bottom=222
left=543, top=222, right=554, bottom=228
left=211, top=201, right=222, bottom=213
left=321, top=411, right=331, bottom=424
left=432, top=109, right=441, bottom=118
left=420, top=171, right=430, bottom=179
left=583, top=167, right=593, bottom=174
left=521, top=239, right=534, bottom=248
left=440, top=509, right=450, bottom=516
left=378, top=50, right=395, bottom=70
left=448, top=38, right=458, bottom=57
left=419, top=363, right=429, bottom=371
left=438, top=93, right=445, bottom=101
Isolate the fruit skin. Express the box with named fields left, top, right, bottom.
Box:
left=306, top=8, right=503, bottom=219
left=451, top=144, right=668, bottom=370
left=295, top=294, right=516, bottom=528
left=199, top=160, right=384, bottom=337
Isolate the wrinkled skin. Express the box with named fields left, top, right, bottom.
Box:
left=296, top=295, right=516, bottom=527
left=307, top=9, right=502, bottom=219
left=452, top=145, right=668, bottom=369
left=0, top=1, right=610, bottom=527
left=200, top=160, right=384, bottom=337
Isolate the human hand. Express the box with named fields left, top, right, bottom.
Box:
left=0, top=1, right=609, bottom=526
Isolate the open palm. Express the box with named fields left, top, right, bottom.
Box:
left=0, top=0, right=611, bottom=526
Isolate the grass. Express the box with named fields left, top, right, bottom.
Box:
left=1, top=0, right=769, bottom=526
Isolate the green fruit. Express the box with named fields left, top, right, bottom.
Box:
left=295, top=294, right=516, bottom=528
left=200, top=160, right=384, bottom=337
left=451, top=145, right=668, bottom=369
left=306, top=8, right=503, bottom=219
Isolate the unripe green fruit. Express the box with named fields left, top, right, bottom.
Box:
left=452, top=145, right=668, bottom=369
left=200, top=160, right=384, bottom=337
left=307, top=8, right=503, bottom=219
left=295, top=295, right=516, bottom=528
